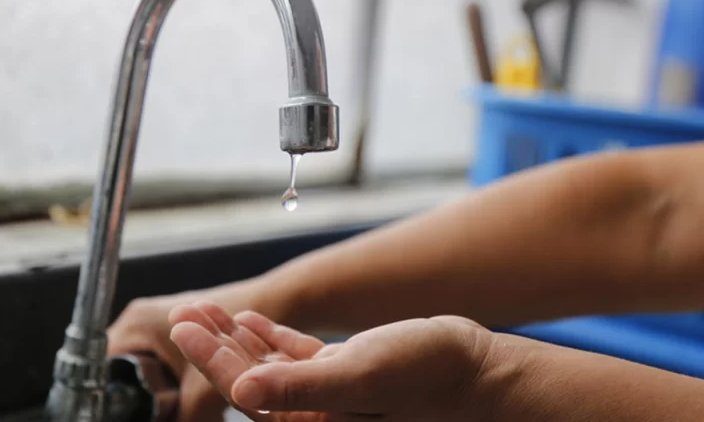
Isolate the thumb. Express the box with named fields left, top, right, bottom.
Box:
left=178, top=370, right=227, bottom=422
left=231, top=357, right=379, bottom=414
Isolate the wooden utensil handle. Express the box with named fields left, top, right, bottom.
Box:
left=467, top=2, right=493, bottom=83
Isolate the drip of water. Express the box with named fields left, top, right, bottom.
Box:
left=281, top=192, right=298, bottom=212
left=281, top=154, right=302, bottom=212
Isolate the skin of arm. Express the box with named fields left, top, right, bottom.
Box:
left=477, top=331, right=704, bottom=422
left=199, top=142, right=704, bottom=334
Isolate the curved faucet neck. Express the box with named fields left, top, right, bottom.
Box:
left=272, top=0, right=330, bottom=98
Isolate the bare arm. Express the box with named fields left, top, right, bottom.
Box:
left=480, top=331, right=704, bottom=422
left=205, top=142, right=704, bottom=333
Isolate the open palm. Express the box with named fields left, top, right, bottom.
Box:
left=171, top=301, right=493, bottom=422
left=169, top=302, right=329, bottom=422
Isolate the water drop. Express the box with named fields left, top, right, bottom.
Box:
left=281, top=154, right=302, bottom=212
left=281, top=192, right=298, bottom=211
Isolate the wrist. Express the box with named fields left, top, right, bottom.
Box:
left=462, top=332, right=542, bottom=422
left=255, top=265, right=321, bottom=332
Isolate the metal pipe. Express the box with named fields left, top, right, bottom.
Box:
left=45, top=0, right=339, bottom=420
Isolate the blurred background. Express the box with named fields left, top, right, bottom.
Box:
left=0, top=0, right=658, bottom=184
left=0, top=0, right=663, bottom=218
left=1, top=0, right=674, bottom=262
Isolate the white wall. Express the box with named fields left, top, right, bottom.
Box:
left=0, top=0, right=665, bottom=188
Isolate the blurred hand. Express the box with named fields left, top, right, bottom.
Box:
left=170, top=303, right=498, bottom=422
left=107, top=287, right=262, bottom=422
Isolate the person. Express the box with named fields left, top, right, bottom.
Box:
left=108, top=142, right=704, bottom=421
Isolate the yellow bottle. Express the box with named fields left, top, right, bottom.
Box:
left=495, top=34, right=542, bottom=92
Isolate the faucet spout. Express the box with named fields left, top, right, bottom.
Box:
left=45, top=0, right=339, bottom=420
left=274, top=0, right=340, bottom=153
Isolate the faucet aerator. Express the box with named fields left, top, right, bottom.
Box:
left=280, top=100, right=340, bottom=154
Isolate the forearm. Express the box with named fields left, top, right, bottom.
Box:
left=483, top=333, right=704, bottom=422
left=216, top=144, right=704, bottom=333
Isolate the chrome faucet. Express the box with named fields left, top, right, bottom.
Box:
left=44, top=0, right=339, bottom=420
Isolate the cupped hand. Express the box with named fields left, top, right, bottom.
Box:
left=169, top=303, right=325, bottom=422
left=170, top=303, right=498, bottom=422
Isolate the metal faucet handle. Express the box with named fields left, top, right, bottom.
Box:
left=106, top=353, right=179, bottom=422
left=280, top=98, right=339, bottom=154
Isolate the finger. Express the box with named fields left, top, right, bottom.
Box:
left=181, top=367, right=277, bottom=422
left=179, top=303, right=278, bottom=363
left=230, top=358, right=379, bottom=414
left=172, top=303, right=272, bottom=366
left=106, top=326, right=150, bottom=356
left=192, top=301, right=275, bottom=363
left=178, top=370, right=227, bottom=422
left=169, top=304, right=220, bottom=336
left=194, top=301, right=237, bottom=334
left=313, top=343, right=343, bottom=359
left=430, top=315, right=488, bottom=331
left=106, top=323, right=189, bottom=379
left=170, top=322, right=250, bottom=398
left=283, top=412, right=380, bottom=422
left=229, top=323, right=276, bottom=361
left=235, top=311, right=325, bottom=360
left=171, top=323, right=276, bottom=422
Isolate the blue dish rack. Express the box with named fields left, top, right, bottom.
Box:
left=466, top=84, right=704, bottom=378
left=468, top=84, right=704, bottom=185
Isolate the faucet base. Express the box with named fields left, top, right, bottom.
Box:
left=44, top=330, right=108, bottom=422
left=45, top=381, right=106, bottom=422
